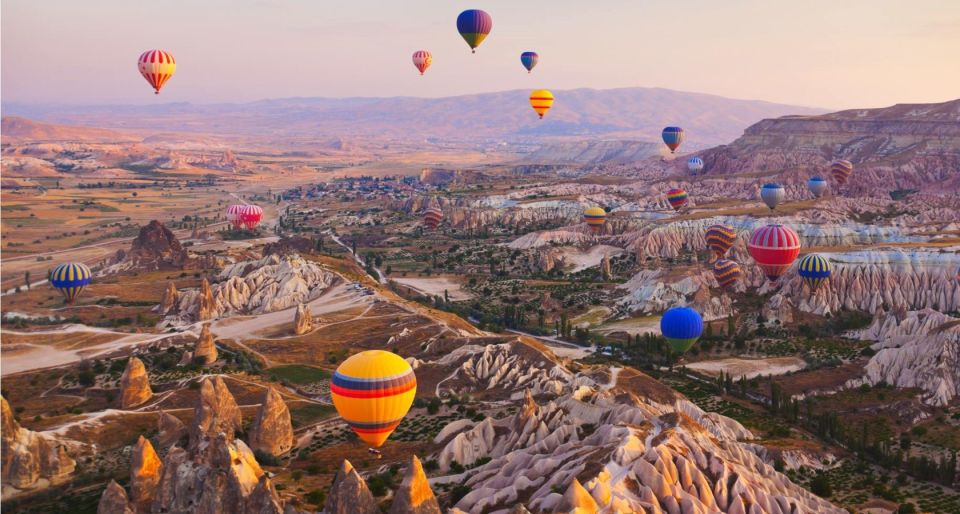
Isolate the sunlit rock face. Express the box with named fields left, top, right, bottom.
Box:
left=1, top=397, right=77, bottom=495
left=119, top=357, right=153, bottom=409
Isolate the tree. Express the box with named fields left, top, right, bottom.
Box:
left=24, top=271, right=30, bottom=290
left=809, top=473, right=832, bottom=497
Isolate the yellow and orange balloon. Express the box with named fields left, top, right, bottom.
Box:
left=529, top=89, right=553, bottom=119
left=138, top=49, right=176, bottom=94
left=330, top=350, right=417, bottom=448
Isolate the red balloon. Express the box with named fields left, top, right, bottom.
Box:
left=747, top=224, right=800, bottom=282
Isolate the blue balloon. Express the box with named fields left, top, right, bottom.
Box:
left=660, top=306, right=703, bottom=353
left=520, top=51, right=539, bottom=73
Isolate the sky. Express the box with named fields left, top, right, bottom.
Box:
left=3, top=0, right=959, bottom=110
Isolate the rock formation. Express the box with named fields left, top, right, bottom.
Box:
left=157, top=411, right=186, bottom=448
left=388, top=455, right=441, bottom=514
left=190, top=376, right=242, bottom=447
left=197, top=278, right=216, bottom=321
left=601, top=252, right=612, bottom=280
left=262, top=236, right=315, bottom=257
left=324, top=460, right=378, bottom=514
left=248, top=388, right=294, bottom=457
left=1, top=397, right=76, bottom=492
left=97, top=480, right=134, bottom=514
left=119, top=357, right=152, bottom=409
left=193, top=324, right=218, bottom=365
left=115, top=220, right=189, bottom=271
left=559, top=479, right=600, bottom=514
left=129, top=436, right=162, bottom=512
left=159, top=282, right=178, bottom=315
left=293, top=303, right=313, bottom=335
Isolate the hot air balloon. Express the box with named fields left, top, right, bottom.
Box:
left=50, top=262, right=93, bottom=304
left=529, top=90, right=554, bottom=119
left=808, top=176, right=828, bottom=198
left=330, top=350, right=417, bottom=448
left=240, top=205, right=263, bottom=230
left=747, top=224, right=801, bottom=282
left=520, top=51, right=539, bottom=73
left=457, top=9, right=493, bottom=53
left=226, top=204, right=245, bottom=229
left=666, top=188, right=689, bottom=211
left=797, top=254, right=831, bottom=292
left=660, top=306, right=703, bottom=354
left=705, top=224, right=736, bottom=258
left=138, top=50, right=176, bottom=94
left=760, top=183, right=785, bottom=210
left=687, top=156, right=704, bottom=174
left=712, top=259, right=742, bottom=290
left=422, top=207, right=443, bottom=229
left=831, top=159, right=853, bottom=186
left=412, top=50, right=433, bottom=75
left=661, top=127, right=685, bottom=153
left=583, top=207, right=607, bottom=234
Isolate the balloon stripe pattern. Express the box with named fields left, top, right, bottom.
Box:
left=666, top=188, right=689, bottom=211
left=747, top=224, right=801, bottom=282
left=529, top=89, right=554, bottom=119
left=661, top=127, right=685, bottom=153
left=50, top=262, right=93, bottom=303
left=457, top=9, right=493, bottom=52
left=138, top=50, right=176, bottom=94
left=808, top=176, right=828, bottom=198
left=705, top=224, right=736, bottom=257
left=760, top=183, right=785, bottom=210
left=583, top=207, right=606, bottom=233
left=226, top=204, right=263, bottom=230
left=660, top=306, right=703, bottom=354
left=831, top=159, right=853, bottom=185
left=712, top=259, right=742, bottom=290
left=798, top=254, right=832, bottom=291
left=412, top=50, right=432, bottom=75
left=330, top=350, right=417, bottom=448
left=687, top=156, right=704, bottom=174
left=423, top=207, right=443, bottom=229
left=520, top=51, right=539, bottom=73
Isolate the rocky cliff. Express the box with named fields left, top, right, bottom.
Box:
left=190, top=376, right=242, bottom=448
left=193, top=324, right=218, bottom=365
left=119, top=357, right=153, bottom=409
left=1, top=397, right=76, bottom=495
left=293, top=303, right=313, bottom=335
left=247, top=388, right=294, bottom=457
left=112, top=220, right=190, bottom=272
left=324, top=460, right=378, bottom=514
left=388, top=456, right=442, bottom=514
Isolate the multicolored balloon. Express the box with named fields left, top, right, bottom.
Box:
left=226, top=204, right=263, bottom=230
left=330, top=350, right=417, bottom=448
left=687, top=156, right=704, bottom=174
left=797, top=253, right=831, bottom=292
left=412, top=50, right=433, bottom=75
left=747, top=224, right=801, bottom=282
left=520, top=51, right=539, bottom=73
left=456, top=9, right=493, bottom=53
left=661, top=127, right=685, bottom=153
left=705, top=224, right=736, bottom=258
left=712, top=259, right=742, bottom=290
left=831, top=159, right=853, bottom=185
left=760, top=183, right=785, bottom=210
left=666, top=188, right=689, bottom=211
left=422, top=207, right=443, bottom=229
left=529, top=89, right=554, bottom=119
left=808, top=176, right=828, bottom=198
left=583, top=207, right=607, bottom=233
left=660, top=306, right=703, bottom=354
left=138, top=49, right=176, bottom=95
left=50, top=262, right=93, bottom=304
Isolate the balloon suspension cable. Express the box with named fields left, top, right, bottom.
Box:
left=155, top=91, right=160, bottom=95
left=472, top=49, right=476, bottom=54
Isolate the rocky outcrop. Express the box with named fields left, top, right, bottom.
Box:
left=388, top=455, right=441, bottom=514
left=115, top=220, right=189, bottom=271
left=129, top=436, right=162, bottom=512
left=97, top=480, right=134, bottom=514
left=119, top=357, right=152, bottom=409
left=293, top=303, right=313, bottom=335
left=559, top=479, right=600, bottom=514
left=262, top=236, right=315, bottom=257
left=324, top=460, right=378, bottom=514
left=601, top=253, right=612, bottom=280
left=193, top=324, right=218, bottom=365
left=160, top=282, right=178, bottom=315
left=248, top=388, right=294, bottom=457
left=197, top=278, right=216, bottom=321
left=190, top=376, right=242, bottom=447
left=157, top=411, right=186, bottom=448
left=169, top=255, right=337, bottom=323
left=1, top=397, right=76, bottom=493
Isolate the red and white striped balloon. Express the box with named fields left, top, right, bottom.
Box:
left=226, top=204, right=263, bottom=230
left=747, top=224, right=801, bottom=282
left=138, top=49, right=176, bottom=94
left=412, top=50, right=433, bottom=76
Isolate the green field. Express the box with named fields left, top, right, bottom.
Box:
left=267, top=364, right=331, bottom=384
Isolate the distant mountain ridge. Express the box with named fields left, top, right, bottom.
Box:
left=2, top=87, right=824, bottom=146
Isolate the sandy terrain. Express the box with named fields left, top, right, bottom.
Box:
left=594, top=316, right=661, bottom=336
left=686, top=357, right=806, bottom=380
left=391, top=276, right=473, bottom=300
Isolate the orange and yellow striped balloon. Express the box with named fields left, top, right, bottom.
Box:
left=330, top=350, right=417, bottom=448
left=138, top=49, right=176, bottom=95
left=529, top=89, right=554, bottom=119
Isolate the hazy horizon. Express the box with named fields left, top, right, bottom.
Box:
left=3, top=0, right=959, bottom=111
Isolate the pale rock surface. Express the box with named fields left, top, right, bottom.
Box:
left=190, top=376, right=242, bottom=447
left=119, top=357, right=152, bottom=409
left=197, top=277, right=216, bottom=321
left=160, top=282, right=179, bottom=315
left=193, top=324, right=218, bottom=365
left=248, top=388, right=294, bottom=457
left=157, top=411, right=186, bottom=448
left=293, top=303, right=313, bottom=335
left=1, top=397, right=76, bottom=494
left=97, top=480, right=134, bottom=514
left=388, top=455, right=441, bottom=514
left=324, top=459, right=378, bottom=514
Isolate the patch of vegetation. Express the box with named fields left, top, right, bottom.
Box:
left=267, top=365, right=330, bottom=385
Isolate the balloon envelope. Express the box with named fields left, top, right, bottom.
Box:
left=660, top=306, right=703, bottom=354
left=808, top=176, right=828, bottom=198
left=831, top=160, right=853, bottom=185
left=705, top=224, right=736, bottom=258
left=520, top=51, right=539, bottom=72
left=687, top=156, right=704, bottom=174
left=457, top=9, right=493, bottom=52
left=747, top=224, right=801, bottom=282
left=50, top=262, right=93, bottom=303
left=227, top=204, right=263, bottom=230
left=666, top=188, right=689, bottom=211
left=412, top=50, right=432, bottom=75
left=529, top=90, right=554, bottom=119
left=661, top=127, right=685, bottom=153
left=138, top=50, right=176, bottom=94
left=760, top=183, right=785, bottom=210
left=712, top=259, right=742, bottom=290
left=423, top=207, right=443, bottom=229
left=583, top=207, right=606, bottom=233
left=798, top=254, right=831, bottom=291
left=331, top=350, right=417, bottom=448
